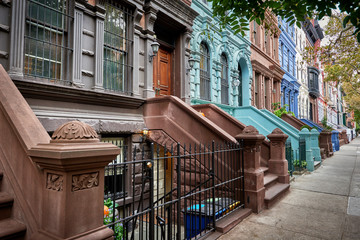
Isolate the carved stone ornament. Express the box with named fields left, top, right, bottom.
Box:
left=46, top=173, right=64, bottom=191
left=242, top=125, right=259, bottom=135
left=72, top=172, right=99, bottom=191
left=51, top=121, right=99, bottom=143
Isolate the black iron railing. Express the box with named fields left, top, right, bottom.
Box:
left=297, top=138, right=307, bottom=171
left=285, top=140, right=294, bottom=176
left=104, top=141, right=245, bottom=240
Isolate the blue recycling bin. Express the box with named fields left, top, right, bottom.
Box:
left=183, top=198, right=241, bottom=239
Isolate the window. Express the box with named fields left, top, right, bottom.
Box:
left=253, top=21, right=258, bottom=45
left=287, top=50, right=290, bottom=72
left=103, top=2, right=133, bottom=93
left=102, top=137, right=128, bottom=199
left=238, top=64, right=242, bottom=106
left=264, top=78, right=269, bottom=109
left=200, top=42, right=211, bottom=101
left=220, top=53, right=229, bottom=105
left=24, top=0, right=72, bottom=83
left=255, top=72, right=259, bottom=107
left=279, top=43, right=283, bottom=66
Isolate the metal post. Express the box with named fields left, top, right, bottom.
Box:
left=176, top=143, right=181, bottom=240
left=212, top=141, right=216, bottom=229
left=149, top=144, right=155, bottom=240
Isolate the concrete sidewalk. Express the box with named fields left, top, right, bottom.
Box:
left=219, top=137, right=360, bottom=240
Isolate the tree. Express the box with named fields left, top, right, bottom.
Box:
left=209, top=0, right=360, bottom=42
left=319, top=13, right=360, bottom=111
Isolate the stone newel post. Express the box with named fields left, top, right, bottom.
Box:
left=310, top=129, right=321, bottom=162
left=29, top=121, right=120, bottom=239
left=319, top=131, right=333, bottom=157
left=235, top=125, right=265, bottom=213
left=267, top=128, right=289, bottom=184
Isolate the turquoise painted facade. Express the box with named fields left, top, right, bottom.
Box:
left=189, top=1, right=302, bottom=159
left=189, top=0, right=252, bottom=107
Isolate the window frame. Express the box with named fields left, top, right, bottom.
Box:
left=24, top=0, right=73, bottom=84
left=220, top=53, right=229, bottom=105
left=103, top=2, right=134, bottom=94
left=199, top=42, right=211, bottom=101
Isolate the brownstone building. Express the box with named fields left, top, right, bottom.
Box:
left=249, top=12, right=284, bottom=110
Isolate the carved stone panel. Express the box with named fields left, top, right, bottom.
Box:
left=72, top=172, right=99, bottom=191
left=47, top=173, right=64, bottom=191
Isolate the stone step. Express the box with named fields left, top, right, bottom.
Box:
left=264, top=183, right=290, bottom=209
left=264, top=173, right=278, bottom=188
left=0, top=219, right=26, bottom=239
left=259, top=167, right=269, bottom=174
left=215, top=207, right=252, bottom=233
left=0, top=192, right=14, bottom=221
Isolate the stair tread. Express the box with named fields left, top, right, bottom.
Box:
left=0, top=219, right=26, bottom=238
left=215, top=208, right=252, bottom=233
left=260, top=167, right=269, bottom=173
left=265, top=183, right=290, bottom=201
left=264, top=173, right=278, bottom=186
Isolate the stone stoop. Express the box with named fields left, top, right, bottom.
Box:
left=264, top=183, right=290, bottom=209
left=261, top=166, right=290, bottom=209
left=0, top=171, right=27, bottom=239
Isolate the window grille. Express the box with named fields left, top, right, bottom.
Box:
left=24, top=0, right=73, bottom=84
left=238, top=65, right=242, bottom=106
left=102, top=137, right=127, bottom=199
left=200, top=42, right=211, bottom=101
left=103, top=2, right=133, bottom=93
left=220, top=53, right=229, bottom=105
left=255, top=73, right=259, bottom=107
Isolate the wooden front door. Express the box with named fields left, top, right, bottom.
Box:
left=153, top=47, right=172, bottom=96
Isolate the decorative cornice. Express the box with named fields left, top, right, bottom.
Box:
left=149, top=0, right=198, bottom=27
left=13, top=78, right=145, bottom=109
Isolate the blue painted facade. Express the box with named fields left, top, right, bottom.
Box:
left=189, top=0, right=252, bottom=108
left=278, top=18, right=300, bottom=117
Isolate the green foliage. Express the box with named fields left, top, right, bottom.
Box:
left=310, top=13, right=360, bottom=111
left=321, top=117, right=334, bottom=132
left=272, top=102, right=295, bottom=118
left=294, top=159, right=307, bottom=168
left=208, top=0, right=360, bottom=43
left=104, top=199, right=124, bottom=240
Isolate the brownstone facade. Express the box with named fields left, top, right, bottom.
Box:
left=250, top=12, right=284, bottom=110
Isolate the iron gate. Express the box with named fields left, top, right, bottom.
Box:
left=103, top=140, right=245, bottom=240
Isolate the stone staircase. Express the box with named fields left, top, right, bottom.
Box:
left=262, top=167, right=290, bottom=209
left=0, top=171, right=27, bottom=239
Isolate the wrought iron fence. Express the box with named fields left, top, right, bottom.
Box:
left=104, top=141, right=245, bottom=240
left=297, top=138, right=307, bottom=171
left=285, top=140, right=294, bottom=176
